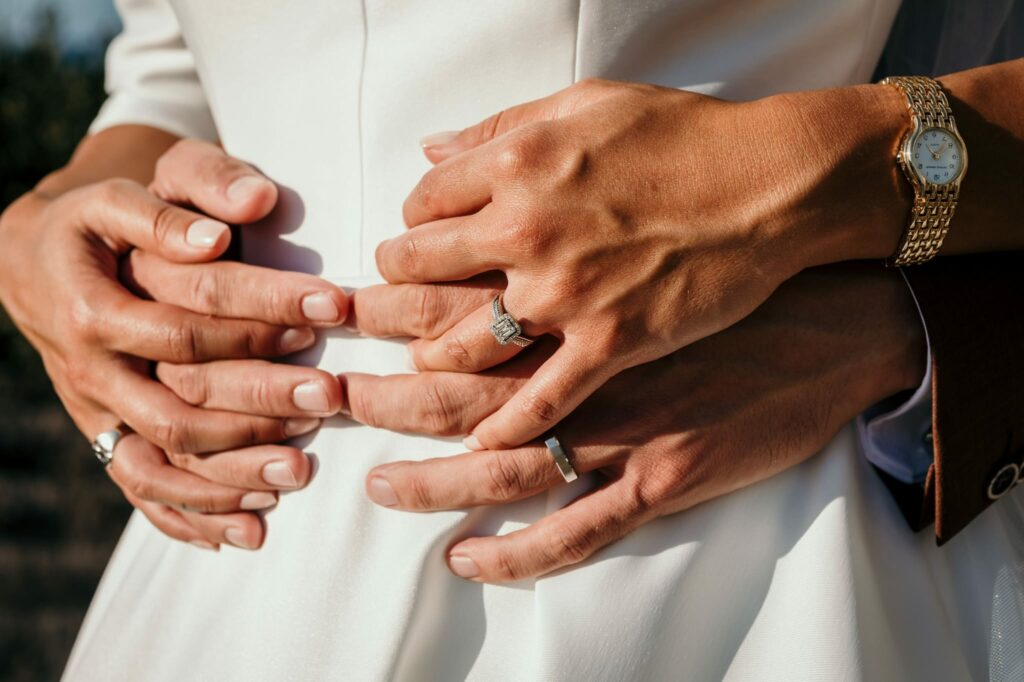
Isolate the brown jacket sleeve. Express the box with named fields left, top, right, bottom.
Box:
left=897, top=253, right=1024, bottom=544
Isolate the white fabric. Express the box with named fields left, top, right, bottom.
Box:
left=66, top=1, right=1024, bottom=680
left=858, top=270, right=936, bottom=484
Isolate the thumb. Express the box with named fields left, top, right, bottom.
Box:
left=419, top=79, right=614, bottom=164
left=150, top=139, right=279, bottom=225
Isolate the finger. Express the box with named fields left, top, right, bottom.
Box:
left=122, top=489, right=218, bottom=550
left=343, top=368, right=529, bottom=437
left=403, top=142, right=494, bottom=226
left=107, top=434, right=280, bottom=514
left=68, top=178, right=232, bottom=262
left=366, top=445, right=567, bottom=511
left=123, top=251, right=348, bottom=326
left=348, top=278, right=501, bottom=340
left=445, top=478, right=651, bottom=582
left=466, top=342, right=618, bottom=450
left=180, top=508, right=267, bottom=551
left=150, top=138, right=279, bottom=225
left=166, top=445, right=312, bottom=491
left=419, top=82, right=609, bottom=164
left=97, top=284, right=317, bottom=363
left=110, top=364, right=321, bottom=455
left=408, top=299, right=522, bottom=372
left=375, top=209, right=504, bottom=285
left=156, top=360, right=342, bottom=417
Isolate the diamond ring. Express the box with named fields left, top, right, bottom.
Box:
left=490, top=294, right=534, bottom=347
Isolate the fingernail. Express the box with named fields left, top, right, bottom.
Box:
left=189, top=540, right=218, bottom=551
left=262, top=460, right=299, bottom=488
left=367, top=476, right=398, bottom=507
left=301, top=292, right=341, bottom=322
left=226, top=176, right=272, bottom=203
left=284, top=417, right=321, bottom=436
left=240, top=491, right=277, bottom=510
left=224, top=526, right=257, bottom=550
left=280, top=327, right=316, bottom=353
left=293, top=381, right=330, bottom=413
left=449, top=554, right=480, bottom=579
left=420, top=130, right=460, bottom=148
left=185, top=219, right=228, bottom=248
left=463, top=435, right=483, bottom=451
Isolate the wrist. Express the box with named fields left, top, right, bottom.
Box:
left=754, top=84, right=914, bottom=272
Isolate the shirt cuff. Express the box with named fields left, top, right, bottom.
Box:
left=856, top=270, right=934, bottom=485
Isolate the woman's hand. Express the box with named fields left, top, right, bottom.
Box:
left=0, top=134, right=347, bottom=549
left=375, top=78, right=910, bottom=451
left=345, top=264, right=925, bottom=581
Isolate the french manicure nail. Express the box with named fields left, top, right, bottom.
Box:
left=420, top=130, right=460, bottom=148
left=367, top=477, right=399, bottom=507
left=224, top=526, right=256, bottom=550
left=226, top=176, right=271, bottom=203
left=284, top=417, right=321, bottom=436
left=463, top=435, right=483, bottom=451
left=293, top=381, right=330, bottom=413
left=189, top=540, right=218, bottom=551
left=262, top=460, right=299, bottom=488
left=279, top=327, right=316, bottom=353
left=240, top=491, right=277, bottom=510
left=449, top=554, right=480, bottom=579
left=301, top=292, right=341, bottom=322
left=185, top=219, right=228, bottom=248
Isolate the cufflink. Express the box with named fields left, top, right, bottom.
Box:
left=987, top=463, right=1020, bottom=501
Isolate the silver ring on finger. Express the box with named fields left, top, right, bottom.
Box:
left=544, top=434, right=578, bottom=483
left=490, top=294, right=534, bottom=347
left=91, top=423, right=131, bottom=468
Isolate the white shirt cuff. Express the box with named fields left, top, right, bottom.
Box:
left=856, top=270, right=934, bottom=485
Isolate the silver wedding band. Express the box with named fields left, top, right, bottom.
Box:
left=91, top=424, right=130, bottom=467
left=490, top=295, right=534, bottom=347
left=544, top=435, right=578, bottom=483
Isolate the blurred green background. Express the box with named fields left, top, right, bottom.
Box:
left=0, top=3, right=131, bottom=681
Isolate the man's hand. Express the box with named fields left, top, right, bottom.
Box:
left=374, top=78, right=911, bottom=452
left=0, top=133, right=346, bottom=549
left=344, top=264, right=925, bottom=582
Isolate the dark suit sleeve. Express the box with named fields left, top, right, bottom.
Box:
left=899, top=252, right=1024, bottom=544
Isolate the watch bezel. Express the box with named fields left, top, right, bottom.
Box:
left=897, top=119, right=968, bottom=190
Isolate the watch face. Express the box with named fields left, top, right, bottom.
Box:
left=910, top=127, right=964, bottom=185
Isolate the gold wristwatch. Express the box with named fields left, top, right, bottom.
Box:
left=881, top=75, right=968, bottom=266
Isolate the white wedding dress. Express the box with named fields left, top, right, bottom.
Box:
left=64, top=1, right=1024, bottom=680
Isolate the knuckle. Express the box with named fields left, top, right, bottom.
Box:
left=420, top=381, right=461, bottom=435
left=519, top=389, right=559, bottom=427
left=545, top=523, right=592, bottom=566
left=494, top=127, right=552, bottom=178
left=67, top=294, right=103, bottom=343
left=149, top=202, right=180, bottom=247
left=151, top=414, right=195, bottom=454
left=245, top=378, right=278, bottom=414
left=442, top=334, right=475, bottom=372
left=410, top=286, right=443, bottom=337
left=93, top=177, right=139, bottom=205
left=172, top=364, right=210, bottom=406
left=413, top=173, right=443, bottom=220
left=490, top=549, right=524, bottom=582
left=165, top=321, right=201, bottom=361
left=348, top=386, right=380, bottom=428
left=396, top=238, right=422, bottom=280
left=186, top=268, right=222, bottom=312
left=483, top=455, right=528, bottom=500
left=403, top=472, right=438, bottom=510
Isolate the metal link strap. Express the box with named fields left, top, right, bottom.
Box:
left=881, top=76, right=961, bottom=266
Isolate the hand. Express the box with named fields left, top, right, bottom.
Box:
left=0, top=137, right=347, bottom=549
left=375, top=78, right=909, bottom=451
left=345, top=264, right=925, bottom=581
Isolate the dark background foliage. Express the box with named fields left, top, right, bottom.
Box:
left=0, top=13, right=131, bottom=682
